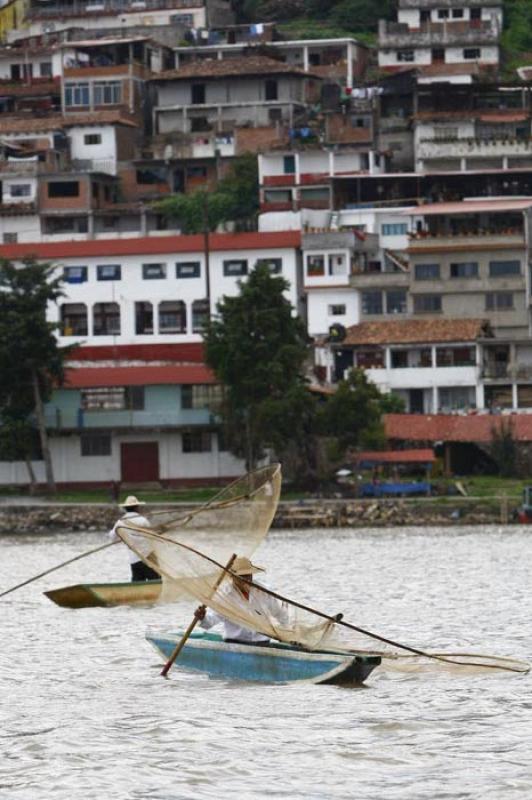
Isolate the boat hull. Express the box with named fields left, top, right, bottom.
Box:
left=45, top=580, right=162, bottom=608
left=146, top=631, right=380, bottom=685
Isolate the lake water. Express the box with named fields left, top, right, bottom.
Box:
left=1, top=525, right=531, bottom=800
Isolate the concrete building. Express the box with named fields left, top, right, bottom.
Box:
left=406, top=198, right=532, bottom=338
left=378, top=0, right=503, bottom=82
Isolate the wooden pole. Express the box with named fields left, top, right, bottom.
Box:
left=160, top=553, right=237, bottom=678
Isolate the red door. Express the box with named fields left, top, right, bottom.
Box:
left=120, top=442, right=159, bottom=483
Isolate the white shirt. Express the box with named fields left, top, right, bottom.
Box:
left=109, top=511, right=152, bottom=565
left=200, top=580, right=287, bottom=644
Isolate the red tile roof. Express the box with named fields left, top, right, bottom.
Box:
left=343, top=319, right=491, bottom=346
left=0, top=231, right=301, bottom=260
left=64, top=364, right=215, bottom=388
left=353, top=449, right=436, bottom=464
left=385, top=413, right=532, bottom=443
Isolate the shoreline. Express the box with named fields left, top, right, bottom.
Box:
left=0, top=497, right=521, bottom=533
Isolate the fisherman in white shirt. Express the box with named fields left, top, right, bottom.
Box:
left=109, top=495, right=160, bottom=582
left=195, top=556, right=287, bottom=645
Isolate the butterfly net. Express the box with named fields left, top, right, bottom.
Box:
left=117, top=464, right=529, bottom=676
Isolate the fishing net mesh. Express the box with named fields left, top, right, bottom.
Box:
left=117, top=464, right=529, bottom=675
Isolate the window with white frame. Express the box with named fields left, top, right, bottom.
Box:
left=397, top=50, right=414, bottom=62
left=413, top=294, right=442, bottom=313
left=463, top=48, right=481, bottom=60
left=381, top=223, right=408, bottom=236
left=84, top=133, right=102, bottom=145
left=328, top=304, right=346, bottom=316
left=64, top=82, right=89, bottom=107
left=306, top=254, right=325, bottom=276
left=93, top=302, right=120, bottom=335
left=94, top=81, right=121, bottom=105
left=159, top=300, right=186, bottom=333
left=486, top=292, right=513, bottom=310
left=415, top=263, right=440, bottom=280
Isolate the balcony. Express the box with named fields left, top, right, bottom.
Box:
left=399, top=0, right=501, bottom=8
left=408, top=230, right=526, bottom=253
left=351, top=270, right=410, bottom=289
left=379, top=19, right=499, bottom=48
left=71, top=158, right=116, bottom=176
left=44, top=407, right=212, bottom=430
left=417, top=137, right=532, bottom=162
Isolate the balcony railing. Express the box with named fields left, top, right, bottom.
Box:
left=44, top=407, right=212, bottom=430
left=379, top=19, right=499, bottom=47
left=71, top=158, right=116, bottom=175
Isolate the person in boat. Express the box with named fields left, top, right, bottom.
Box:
left=195, top=556, right=287, bottom=646
left=109, top=495, right=160, bottom=582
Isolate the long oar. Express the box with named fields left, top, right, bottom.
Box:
left=0, top=541, right=117, bottom=599
left=160, top=553, right=237, bottom=678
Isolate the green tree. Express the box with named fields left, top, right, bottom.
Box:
left=490, top=418, right=518, bottom=478
left=204, top=264, right=310, bottom=470
left=0, top=259, right=71, bottom=492
left=155, top=153, right=259, bottom=233
left=319, top=368, right=399, bottom=456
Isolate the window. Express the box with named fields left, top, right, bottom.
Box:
left=64, top=82, right=89, bottom=107
left=81, top=386, right=144, bottom=411
left=40, top=61, right=53, bottom=77
left=464, top=48, right=481, bottom=60
left=182, top=431, right=212, bottom=453
left=489, top=260, right=521, bottom=277
left=191, top=83, right=206, bottom=104
left=436, top=347, right=476, bottom=367
left=61, top=303, right=88, bottom=336
left=265, top=79, right=278, bottom=101
left=450, top=262, right=479, bottom=279
left=361, top=290, right=383, bottom=315
left=283, top=155, right=296, bottom=174
left=135, top=301, right=153, bottom=335
left=81, top=433, right=111, bottom=456
left=190, top=117, right=210, bottom=132
left=397, top=50, right=414, bottom=62
left=439, top=387, right=476, bottom=411
left=437, top=8, right=449, bottom=18
left=94, top=81, right=121, bottom=105
left=63, top=266, right=88, bottom=284
left=9, top=183, right=31, bottom=197
left=381, top=223, right=408, bottom=236
left=486, top=292, right=513, bottom=310
left=48, top=181, right=79, bottom=198
left=136, top=167, right=166, bottom=185
left=3, top=233, right=17, bottom=244
left=125, top=386, right=145, bottom=410
left=84, top=134, right=102, bottom=145
left=192, top=299, right=210, bottom=332
left=452, top=7, right=464, bottom=17
left=415, top=263, right=440, bottom=280
left=386, top=289, right=407, bottom=314
left=255, top=258, right=282, bottom=274
left=307, top=255, right=324, bottom=276
left=159, top=300, right=186, bottom=333
left=181, top=384, right=221, bottom=410
left=328, top=304, right=346, bottom=316
left=329, top=254, right=346, bottom=275
left=93, top=302, right=120, bottom=335
left=97, top=264, right=121, bottom=281
left=391, top=350, right=408, bottom=368
left=142, top=263, right=166, bottom=280
left=413, top=294, right=442, bottom=313
left=223, top=260, right=247, bottom=277
left=176, top=261, right=201, bottom=278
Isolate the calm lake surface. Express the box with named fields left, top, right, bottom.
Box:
left=1, top=525, right=531, bottom=800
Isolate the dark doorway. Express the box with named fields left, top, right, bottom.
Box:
left=409, top=389, right=424, bottom=414
left=121, top=442, right=159, bottom=483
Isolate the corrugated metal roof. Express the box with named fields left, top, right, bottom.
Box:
left=64, top=364, right=215, bottom=388
left=0, top=231, right=301, bottom=260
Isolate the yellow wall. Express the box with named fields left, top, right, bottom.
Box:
left=0, top=0, right=28, bottom=42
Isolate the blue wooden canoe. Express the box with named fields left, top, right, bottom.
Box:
left=146, top=630, right=381, bottom=685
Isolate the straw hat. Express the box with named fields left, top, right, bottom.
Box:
left=119, top=495, right=146, bottom=508
left=231, top=556, right=265, bottom=576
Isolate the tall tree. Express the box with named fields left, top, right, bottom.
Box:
left=0, top=258, right=70, bottom=492
left=204, top=264, right=310, bottom=470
